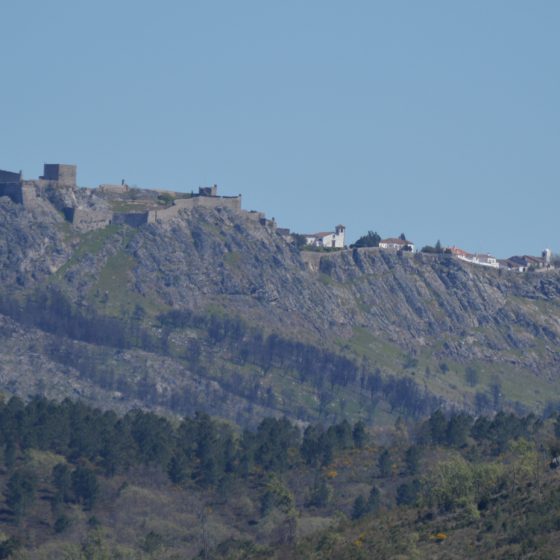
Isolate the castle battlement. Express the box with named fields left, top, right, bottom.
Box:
left=0, top=163, right=248, bottom=231
left=0, top=163, right=78, bottom=206
left=40, top=164, right=77, bottom=186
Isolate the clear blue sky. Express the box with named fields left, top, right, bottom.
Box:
left=1, top=1, right=558, bottom=257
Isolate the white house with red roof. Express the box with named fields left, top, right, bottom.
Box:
left=448, top=246, right=499, bottom=268
left=379, top=237, right=415, bottom=252
left=305, top=225, right=346, bottom=248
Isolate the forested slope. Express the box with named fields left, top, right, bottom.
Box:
left=0, top=396, right=558, bottom=559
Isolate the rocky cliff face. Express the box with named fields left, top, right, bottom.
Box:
left=1, top=193, right=559, bottom=425
left=0, top=198, right=70, bottom=287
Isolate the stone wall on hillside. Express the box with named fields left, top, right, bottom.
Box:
left=0, top=170, right=21, bottom=183
left=148, top=195, right=242, bottom=223
left=0, top=182, right=23, bottom=204
left=64, top=207, right=112, bottom=231
left=112, top=212, right=150, bottom=227
left=41, top=164, right=77, bottom=186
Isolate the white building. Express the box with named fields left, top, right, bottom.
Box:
left=469, top=254, right=499, bottom=268
left=305, top=225, right=346, bottom=248
left=448, top=247, right=499, bottom=268
left=503, top=250, right=554, bottom=272
left=379, top=237, right=415, bottom=252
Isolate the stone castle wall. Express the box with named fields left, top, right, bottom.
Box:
left=1, top=162, right=245, bottom=232
left=21, top=182, right=42, bottom=208
left=112, top=212, right=150, bottom=228
left=175, top=195, right=241, bottom=211
left=51, top=194, right=244, bottom=230
left=246, top=210, right=265, bottom=222
left=64, top=207, right=112, bottom=232
left=0, top=182, right=23, bottom=204
left=0, top=170, right=21, bottom=183
left=148, top=195, right=242, bottom=223
left=0, top=180, right=65, bottom=212
left=98, top=184, right=129, bottom=194
left=42, top=164, right=77, bottom=186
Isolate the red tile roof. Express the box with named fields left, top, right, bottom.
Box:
left=448, top=246, right=472, bottom=258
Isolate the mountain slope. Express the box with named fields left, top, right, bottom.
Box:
left=1, top=194, right=559, bottom=425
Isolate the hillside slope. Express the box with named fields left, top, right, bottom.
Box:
left=1, top=194, right=559, bottom=425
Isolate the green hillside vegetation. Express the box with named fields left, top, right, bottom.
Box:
left=0, top=288, right=443, bottom=428
left=0, top=396, right=559, bottom=558
left=1, top=277, right=557, bottom=432
left=2, top=199, right=560, bottom=431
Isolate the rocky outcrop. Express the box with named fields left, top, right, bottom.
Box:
left=0, top=197, right=70, bottom=287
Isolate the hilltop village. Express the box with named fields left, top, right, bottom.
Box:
left=0, top=162, right=554, bottom=272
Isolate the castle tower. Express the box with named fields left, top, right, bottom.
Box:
left=334, top=224, right=346, bottom=248
left=543, top=248, right=552, bottom=265
left=198, top=184, right=218, bottom=197
left=41, top=164, right=77, bottom=186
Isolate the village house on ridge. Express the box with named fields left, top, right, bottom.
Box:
left=448, top=246, right=499, bottom=269
left=448, top=246, right=553, bottom=272
left=304, top=225, right=346, bottom=248
left=379, top=237, right=415, bottom=252
left=0, top=162, right=554, bottom=273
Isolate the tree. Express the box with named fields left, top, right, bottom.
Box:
left=301, top=425, right=323, bottom=467
left=367, top=484, right=380, bottom=512
left=446, top=414, right=473, bottom=447
left=0, top=537, right=20, bottom=559
left=396, top=480, right=420, bottom=506
left=254, top=417, right=300, bottom=473
left=167, top=453, right=189, bottom=484
left=403, top=354, right=419, bottom=369
left=554, top=417, right=560, bottom=440
left=378, top=449, right=392, bottom=478
left=130, top=410, right=174, bottom=467
left=306, top=476, right=332, bottom=508
left=261, top=475, right=295, bottom=516
left=351, top=495, right=367, bottom=520
left=465, top=366, right=479, bottom=387
left=193, top=412, right=221, bottom=486
left=52, top=463, right=73, bottom=503
left=141, top=531, right=164, bottom=554
left=5, top=469, right=37, bottom=523
left=421, top=241, right=444, bottom=254
left=428, top=410, right=447, bottom=444
left=491, top=382, right=502, bottom=408
left=352, top=421, right=367, bottom=449
left=438, top=362, right=449, bottom=374
left=351, top=231, right=381, bottom=248
left=420, top=455, right=474, bottom=510
left=291, top=233, right=308, bottom=250
left=475, top=392, right=491, bottom=415
left=399, top=233, right=407, bottom=241
left=405, top=446, right=421, bottom=475
left=72, top=465, right=99, bottom=510
left=54, top=514, right=71, bottom=534
left=3, top=442, right=16, bottom=471
left=332, top=420, right=353, bottom=450
left=351, top=486, right=380, bottom=520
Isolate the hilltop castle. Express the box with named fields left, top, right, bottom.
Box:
left=0, top=163, right=254, bottom=232
left=1, top=163, right=351, bottom=250
left=0, top=164, right=78, bottom=206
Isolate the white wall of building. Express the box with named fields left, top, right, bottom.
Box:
left=306, top=225, right=345, bottom=248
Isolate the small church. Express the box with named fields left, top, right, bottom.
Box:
left=305, top=225, right=346, bottom=249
